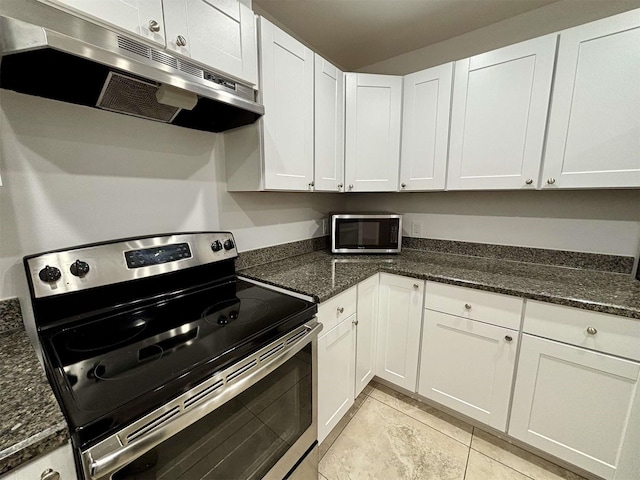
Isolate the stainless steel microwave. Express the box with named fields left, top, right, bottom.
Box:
left=331, top=214, right=402, bottom=254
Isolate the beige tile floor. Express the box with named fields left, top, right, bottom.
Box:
left=318, top=381, right=587, bottom=480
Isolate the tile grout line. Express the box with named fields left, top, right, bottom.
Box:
left=366, top=392, right=472, bottom=449
left=462, top=427, right=474, bottom=480
left=469, top=431, right=566, bottom=480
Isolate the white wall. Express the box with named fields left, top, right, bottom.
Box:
left=358, top=0, right=640, bottom=75
left=346, top=191, right=640, bottom=257
left=0, top=90, right=342, bottom=300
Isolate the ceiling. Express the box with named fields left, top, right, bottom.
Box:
left=252, top=0, right=561, bottom=70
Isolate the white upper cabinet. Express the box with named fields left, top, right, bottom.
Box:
left=399, top=63, right=453, bottom=191
left=260, top=17, right=315, bottom=190
left=447, top=35, right=557, bottom=190
left=314, top=55, right=345, bottom=192
left=345, top=73, right=402, bottom=192
left=542, top=10, right=640, bottom=189
left=42, top=0, right=166, bottom=47
left=163, top=0, right=258, bottom=85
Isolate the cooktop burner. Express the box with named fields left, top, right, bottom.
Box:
left=41, top=279, right=315, bottom=446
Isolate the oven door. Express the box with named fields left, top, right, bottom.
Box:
left=84, top=321, right=321, bottom=480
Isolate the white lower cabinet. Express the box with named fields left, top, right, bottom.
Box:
left=418, top=310, right=517, bottom=431
left=509, top=301, right=640, bottom=480
left=355, top=274, right=379, bottom=397
left=1, top=442, right=77, bottom=480
left=376, top=274, right=424, bottom=391
left=317, top=314, right=355, bottom=444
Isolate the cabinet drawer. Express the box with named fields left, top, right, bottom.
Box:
left=524, top=301, right=640, bottom=362
left=318, top=286, right=357, bottom=332
left=425, top=281, right=523, bottom=330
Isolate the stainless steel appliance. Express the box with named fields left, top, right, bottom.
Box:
left=0, top=1, right=264, bottom=133
left=24, top=232, right=319, bottom=479
left=331, top=213, right=402, bottom=254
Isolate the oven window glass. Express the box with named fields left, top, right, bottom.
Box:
left=335, top=219, right=398, bottom=249
left=111, top=345, right=312, bottom=480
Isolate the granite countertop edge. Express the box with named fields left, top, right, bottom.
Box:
left=0, top=422, right=69, bottom=475
left=239, top=250, right=640, bottom=320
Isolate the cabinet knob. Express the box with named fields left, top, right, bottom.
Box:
left=308, top=181, right=314, bottom=188
left=547, top=178, right=556, bottom=185
left=525, top=178, right=533, bottom=185
left=413, top=283, right=419, bottom=289
left=148, top=20, right=161, bottom=32
left=337, top=183, right=343, bottom=190
left=401, top=183, right=407, bottom=188
left=464, top=303, right=472, bottom=310
left=505, top=335, right=513, bottom=342
left=348, top=184, right=354, bottom=190
left=176, top=35, right=187, bottom=47
left=41, top=469, right=60, bottom=480
left=352, top=318, right=359, bottom=326
left=337, top=307, right=344, bottom=314
left=586, top=326, right=598, bottom=335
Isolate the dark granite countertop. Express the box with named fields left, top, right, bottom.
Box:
left=239, top=249, right=640, bottom=319
left=0, top=300, right=69, bottom=475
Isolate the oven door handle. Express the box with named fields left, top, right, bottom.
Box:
left=85, top=319, right=322, bottom=479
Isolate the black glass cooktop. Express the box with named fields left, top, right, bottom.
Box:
left=40, top=279, right=316, bottom=448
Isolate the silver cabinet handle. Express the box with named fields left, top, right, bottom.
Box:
left=505, top=335, right=513, bottom=342
left=308, top=181, right=314, bottom=188
left=337, top=307, right=344, bottom=314
left=401, top=183, right=407, bottom=188
left=337, top=183, right=343, bottom=190
left=413, top=283, right=419, bottom=289
left=586, top=326, right=598, bottom=335
left=149, top=20, right=161, bottom=32
left=547, top=178, right=556, bottom=185
left=348, top=184, right=354, bottom=190
left=352, top=318, right=359, bottom=326
left=41, top=469, right=60, bottom=480
left=464, top=303, right=472, bottom=310
left=525, top=178, right=533, bottom=185
left=176, top=35, right=187, bottom=47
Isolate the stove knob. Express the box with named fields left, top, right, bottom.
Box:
left=223, top=239, right=235, bottom=251
left=38, top=265, right=61, bottom=283
left=211, top=240, right=223, bottom=252
left=70, top=260, right=90, bottom=277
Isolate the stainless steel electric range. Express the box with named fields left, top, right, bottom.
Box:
left=24, top=232, right=320, bottom=480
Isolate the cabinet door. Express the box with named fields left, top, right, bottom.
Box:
left=418, top=311, right=517, bottom=431
left=163, top=0, right=258, bottom=85
left=399, top=63, right=453, bottom=191
left=314, top=55, right=345, bottom=192
left=376, top=274, right=424, bottom=391
left=542, top=10, right=640, bottom=189
left=259, top=18, right=314, bottom=191
left=43, top=0, right=165, bottom=47
left=317, top=315, right=356, bottom=444
left=447, top=35, right=556, bottom=190
left=509, top=334, right=640, bottom=480
left=345, top=73, right=402, bottom=192
left=355, top=274, right=378, bottom=397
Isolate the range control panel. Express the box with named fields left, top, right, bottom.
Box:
left=25, top=232, right=237, bottom=298
left=124, top=243, right=192, bottom=268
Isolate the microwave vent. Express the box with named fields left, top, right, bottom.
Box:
left=96, top=72, right=180, bottom=122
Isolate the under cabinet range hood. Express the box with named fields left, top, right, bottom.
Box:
left=0, top=1, right=264, bottom=133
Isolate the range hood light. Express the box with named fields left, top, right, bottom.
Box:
left=156, top=84, right=198, bottom=111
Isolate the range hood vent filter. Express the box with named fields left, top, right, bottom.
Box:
left=97, top=72, right=180, bottom=123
